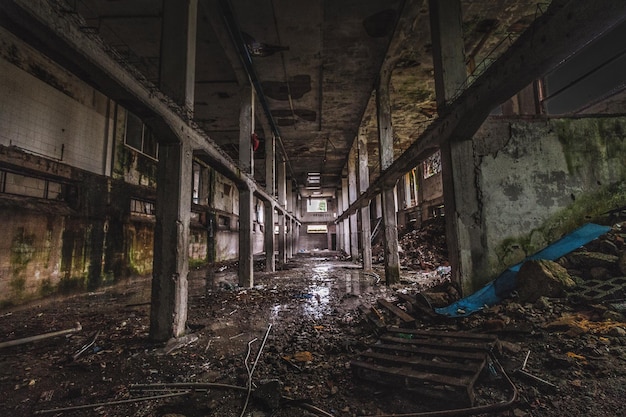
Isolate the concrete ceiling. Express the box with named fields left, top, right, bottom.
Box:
left=70, top=0, right=549, bottom=197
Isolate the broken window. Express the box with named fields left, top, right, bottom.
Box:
left=423, top=150, right=441, bottom=179
left=307, top=198, right=327, bottom=213
left=192, top=162, right=201, bottom=204
left=0, top=169, right=65, bottom=201
left=218, top=215, right=231, bottom=229
left=130, top=198, right=155, bottom=216
left=307, top=224, right=327, bottom=233
left=124, top=111, right=159, bottom=160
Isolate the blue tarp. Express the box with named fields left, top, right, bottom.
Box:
left=435, top=223, right=612, bottom=317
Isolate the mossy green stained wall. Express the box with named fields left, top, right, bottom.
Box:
left=474, top=117, right=626, bottom=288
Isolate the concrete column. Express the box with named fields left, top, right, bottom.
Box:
left=430, top=0, right=475, bottom=294
left=336, top=190, right=344, bottom=252
left=237, top=83, right=255, bottom=286
left=286, top=183, right=293, bottom=258
left=277, top=161, right=287, bottom=265
left=375, top=194, right=383, bottom=219
left=150, top=2, right=196, bottom=341
left=160, top=0, right=197, bottom=114
left=341, top=177, right=351, bottom=255
left=264, top=201, right=275, bottom=272
left=295, top=222, right=300, bottom=253
left=403, top=173, right=411, bottom=209
left=358, top=133, right=373, bottom=271
left=239, top=85, right=255, bottom=175
left=347, top=144, right=359, bottom=261
left=150, top=141, right=192, bottom=341
left=289, top=218, right=297, bottom=258
left=377, top=67, right=400, bottom=285
left=265, top=133, right=276, bottom=196
left=238, top=185, right=254, bottom=287
left=429, top=0, right=466, bottom=110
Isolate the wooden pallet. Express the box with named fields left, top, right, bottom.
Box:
left=351, top=327, right=500, bottom=406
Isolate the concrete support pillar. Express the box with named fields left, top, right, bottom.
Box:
left=358, top=133, right=373, bottom=271
left=160, top=0, right=197, bottom=114
left=286, top=183, right=293, bottom=258
left=239, top=85, right=255, bottom=175
left=277, top=161, right=287, bottom=265
left=150, top=141, right=192, bottom=341
left=237, top=83, right=255, bottom=286
left=377, top=67, right=400, bottom=285
left=290, top=218, right=296, bottom=257
left=263, top=131, right=276, bottom=272
left=265, top=133, right=276, bottom=196
left=341, top=177, right=351, bottom=256
left=430, top=0, right=475, bottom=294
left=375, top=194, right=383, bottom=219
left=295, top=222, right=300, bottom=253
left=238, top=185, right=254, bottom=287
left=150, top=2, right=196, bottom=341
left=429, top=0, right=467, bottom=110
left=264, top=201, right=275, bottom=272
left=347, top=144, right=359, bottom=261
left=336, top=190, right=344, bottom=252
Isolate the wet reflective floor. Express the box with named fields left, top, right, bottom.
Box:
left=0, top=252, right=448, bottom=417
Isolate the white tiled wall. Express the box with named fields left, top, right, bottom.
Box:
left=0, top=57, right=109, bottom=175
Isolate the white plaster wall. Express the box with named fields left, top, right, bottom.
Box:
left=0, top=57, right=109, bottom=175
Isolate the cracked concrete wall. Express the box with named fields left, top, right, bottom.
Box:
left=470, top=116, right=626, bottom=287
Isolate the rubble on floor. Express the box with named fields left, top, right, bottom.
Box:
left=352, top=219, right=626, bottom=416
left=0, top=220, right=625, bottom=416
left=373, top=216, right=448, bottom=271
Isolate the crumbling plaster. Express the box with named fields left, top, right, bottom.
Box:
left=470, top=116, right=626, bottom=287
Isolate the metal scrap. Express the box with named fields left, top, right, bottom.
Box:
left=0, top=322, right=82, bottom=349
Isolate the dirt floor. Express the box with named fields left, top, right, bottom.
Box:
left=1, top=219, right=626, bottom=417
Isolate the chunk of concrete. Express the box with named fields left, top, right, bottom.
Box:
left=516, top=260, right=576, bottom=303
left=566, top=252, right=620, bottom=276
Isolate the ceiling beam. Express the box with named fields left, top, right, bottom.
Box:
left=337, top=0, right=626, bottom=222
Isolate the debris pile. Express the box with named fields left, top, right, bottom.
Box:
left=1, top=221, right=626, bottom=416
left=353, top=220, right=626, bottom=416
left=373, top=216, right=449, bottom=271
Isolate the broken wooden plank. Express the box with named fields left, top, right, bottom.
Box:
left=358, top=305, right=386, bottom=333
left=377, top=298, right=415, bottom=325
left=359, top=350, right=479, bottom=375
left=396, top=293, right=438, bottom=320
left=352, top=329, right=499, bottom=406
left=371, top=342, right=487, bottom=361
left=380, top=334, right=496, bottom=352
left=386, top=326, right=500, bottom=342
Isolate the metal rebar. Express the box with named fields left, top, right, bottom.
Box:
left=0, top=322, right=82, bottom=349
left=521, top=350, right=531, bottom=370
left=34, top=391, right=190, bottom=415
left=239, top=324, right=272, bottom=417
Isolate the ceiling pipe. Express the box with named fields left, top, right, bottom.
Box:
left=217, top=0, right=298, bottom=189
